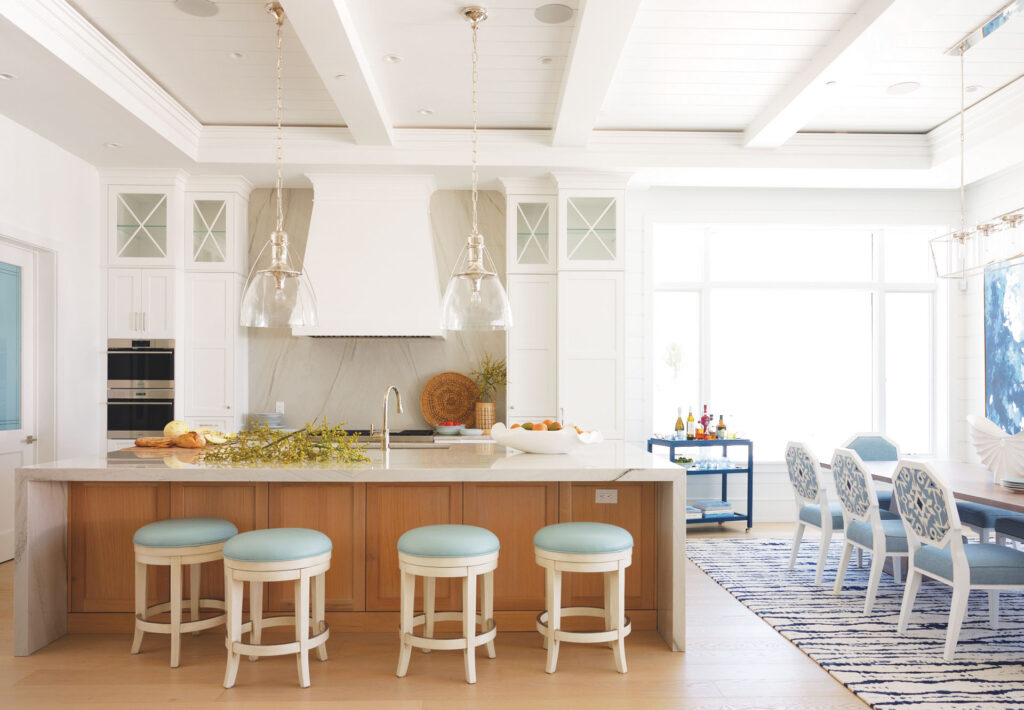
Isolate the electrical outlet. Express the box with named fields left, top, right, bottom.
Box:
left=275, top=401, right=285, bottom=414
left=595, top=489, right=618, bottom=504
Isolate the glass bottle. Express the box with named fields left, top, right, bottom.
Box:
left=674, top=407, right=685, bottom=439
left=686, top=407, right=695, bottom=440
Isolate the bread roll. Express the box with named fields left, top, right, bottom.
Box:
left=173, top=431, right=207, bottom=449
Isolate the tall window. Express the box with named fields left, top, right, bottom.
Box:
left=651, top=224, right=941, bottom=458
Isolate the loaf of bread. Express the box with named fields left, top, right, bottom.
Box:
left=135, top=436, right=173, bottom=448
left=173, top=431, right=207, bottom=448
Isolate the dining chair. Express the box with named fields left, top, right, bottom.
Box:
left=894, top=460, right=1024, bottom=660
left=785, top=442, right=841, bottom=585
left=830, top=448, right=908, bottom=613
left=842, top=433, right=899, bottom=511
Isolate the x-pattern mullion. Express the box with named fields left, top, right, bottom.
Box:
left=193, top=201, right=227, bottom=262
left=118, top=194, right=167, bottom=257
left=516, top=203, right=549, bottom=264
left=567, top=198, right=615, bottom=260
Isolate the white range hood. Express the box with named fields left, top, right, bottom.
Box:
left=293, top=174, right=443, bottom=338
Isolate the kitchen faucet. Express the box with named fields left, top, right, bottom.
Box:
left=382, top=385, right=403, bottom=452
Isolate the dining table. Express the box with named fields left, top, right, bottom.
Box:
left=862, top=459, right=1024, bottom=514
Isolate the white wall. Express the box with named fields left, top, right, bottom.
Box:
left=626, top=185, right=960, bottom=521
left=0, top=114, right=104, bottom=460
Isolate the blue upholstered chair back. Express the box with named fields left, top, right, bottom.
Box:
left=831, top=448, right=875, bottom=523
left=843, top=433, right=899, bottom=462
left=785, top=442, right=822, bottom=504
left=892, top=460, right=960, bottom=549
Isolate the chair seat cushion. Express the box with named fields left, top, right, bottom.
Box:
left=846, top=518, right=908, bottom=553
left=879, top=509, right=902, bottom=521
left=533, top=522, right=633, bottom=554
left=133, top=517, right=238, bottom=548
left=956, top=501, right=1016, bottom=529
left=876, top=490, right=894, bottom=511
left=223, top=528, right=332, bottom=562
left=799, top=502, right=844, bottom=530
left=995, top=516, right=1024, bottom=540
left=398, top=524, right=500, bottom=558
left=915, top=542, right=1024, bottom=585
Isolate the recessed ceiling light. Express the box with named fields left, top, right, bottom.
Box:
left=966, top=84, right=983, bottom=94
left=417, top=108, right=434, bottom=116
left=335, top=73, right=347, bottom=80
left=886, top=81, right=920, bottom=95
left=0, top=73, right=15, bottom=81
left=104, top=142, right=121, bottom=149
left=228, top=51, right=245, bottom=60
left=383, top=54, right=402, bottom=64
left=174, top=0, right=218, bottom=17
left=538, top=56, right=554, bottom=65
left=824, top=80, right=838, bottom=88
left=534, top=3, right=573, bottom=24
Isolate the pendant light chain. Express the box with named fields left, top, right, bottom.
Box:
left=273, top=4, right=285, bottom=233
left=470, top=14, right=480, bottom=236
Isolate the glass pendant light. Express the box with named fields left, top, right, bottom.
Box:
left=440, top=6, right=513, bottom=332
left=240, top=3, right=317, bottom=328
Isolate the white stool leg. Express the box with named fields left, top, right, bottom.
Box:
left=131, top=560, right=146, bottom=654
left=611, top=564, right=627, bottom=674
left=422, top=576, right=435, bottom=654
left=223, top=570, right=243, bottom=688
left=545, top=567, right=561, bottom=674
left=294, top=574, right=311, bottom=688
left=396, top=570, right=414, bottom=678
left=248, top=581, right=263, bottom=662
left=313, top=572, right=328, bottom=662
left=603, top=571, right=614, bottom=649
left=169, top=559, right=182, bottom=668
left=463, top=571, right=478, bottom=684
left=483, top=571, right=496, bottom=659
left=189, top=563, right=201, bottom=636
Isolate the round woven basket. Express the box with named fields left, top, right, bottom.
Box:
left=420, top=372, right=479, bottom=427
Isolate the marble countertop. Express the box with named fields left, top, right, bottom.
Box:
left=18, top=441, right=681, bottom=483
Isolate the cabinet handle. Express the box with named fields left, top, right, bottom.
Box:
left=133, top=312, right=140, bottom=331
left=142, top=312, right=147, bottom=332
left=226, top=405, right=231, bottom=410
left=509, top=405, right=515, bottom=410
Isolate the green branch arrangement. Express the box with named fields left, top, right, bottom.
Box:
left=201, top=420, right=369, bottom=465
left=471, top=353, right=507, bottom=403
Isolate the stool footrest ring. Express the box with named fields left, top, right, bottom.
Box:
left=136, top=599, right=227, bottom=634
left=536, top=608, right=631, bottom=645
left=403, top=615, right=496, bottom=652
left=226, top=621, right=329, bottom=659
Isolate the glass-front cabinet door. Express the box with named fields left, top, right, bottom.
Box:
left=507, top=196, right=555, bottom=273
left=109, top=188, right=176, bottom=265
left=187, top=195, right=231, bottom=269
left=558, top=191, right=624, bottom=269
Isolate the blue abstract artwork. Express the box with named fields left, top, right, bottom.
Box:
left=985, top=260, right=1024, bottom=434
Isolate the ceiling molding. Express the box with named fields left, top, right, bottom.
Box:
left=279, top=0, right=393, bottom=146
left=1, top=0, right=202, bottom=160
left=551, top=0, right=643, bottom=147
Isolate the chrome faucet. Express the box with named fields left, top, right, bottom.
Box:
left=382, top=385, right=403, bottom=452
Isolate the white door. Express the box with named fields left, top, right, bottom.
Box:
left=0, top=242, right=36, bottom=562
left=107, top=268, right=141, bottom=338
left=141, top=269, right=175, bottom=338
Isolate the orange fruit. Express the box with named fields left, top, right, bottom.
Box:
left=548, top=422, right=562, bottom=431
left=533, top=422, right=548, bottom=431
left=574, top=426, right=583, bottom=435
left=542, top=419, right=554, bottom=426
left=510, top=423, right=520, bottom=429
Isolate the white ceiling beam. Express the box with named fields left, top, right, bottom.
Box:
left=551, top=0, right=643, bottom=147
left=743, top=0, right=944, bottom=149
left=280, top=0, right=393, bottom=146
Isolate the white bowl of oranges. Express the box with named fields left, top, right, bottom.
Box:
left=490, top=421, right=601, bottom=454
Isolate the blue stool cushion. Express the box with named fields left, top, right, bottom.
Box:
left=223, top=528, right=332, bottom=562
left=846, top=518, right=908, bottom=553
left=956, top=501, right=1015, bottom=530
left=533, top=522, right=633, bottom=554
left=397, top=524, right=500, bottom=558
left=876, top=490, right=894, bottom=511
left=995, top=516, right=1024, bottom=540
left=799, top=502, right=844, bottom=530
left=133, top=517, right=238, bottom=548
left=915, top=542, right=1024, bottom=584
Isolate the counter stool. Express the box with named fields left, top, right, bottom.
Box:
left=533, top=522, right=633, bottom=674
left=131, top=517, right=238, bottom=668
left=222, top=528, right=332, bottom=689
left=396, top=524, right=499, bottom=684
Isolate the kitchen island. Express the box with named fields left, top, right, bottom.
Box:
left=15, top=442, right=685, bottom=657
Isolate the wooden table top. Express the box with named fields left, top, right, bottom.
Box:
left=863, top=460, right=1024, bottom=514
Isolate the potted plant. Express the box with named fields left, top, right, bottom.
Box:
left=471, top=353, right=506, bottom=435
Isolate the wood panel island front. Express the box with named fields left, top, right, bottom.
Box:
left=15, top=442, right=685, bottom=656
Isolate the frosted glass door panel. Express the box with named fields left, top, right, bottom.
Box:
left=192, top=199, right=228, bottom=264
left=116, top=193, right=168, bottom=259
left=516, top=202, right=551, bottom=266
left=0, top=263, right=20, bottom=430
left=566, top=197, right=616, bottom=262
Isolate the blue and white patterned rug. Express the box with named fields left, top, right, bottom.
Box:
left=687, top=538, right=1024, bottom=710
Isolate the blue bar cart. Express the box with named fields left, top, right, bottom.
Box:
left=647, top=437, right=754, bottom=531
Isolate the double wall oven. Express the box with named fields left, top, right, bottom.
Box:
left=107, top=339, right=174, bottom=439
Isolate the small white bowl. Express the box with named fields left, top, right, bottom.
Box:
left=490, top=422, right=601, bottom=454
left=460, top=428, right=484, bottom=436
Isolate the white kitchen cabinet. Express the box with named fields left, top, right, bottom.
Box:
left=185, top=416, right=235, bottom=434
left=183, top=273, right=238, bottom=420
left=557, top=190, right=625, bottom=270
left=185, top=187, right=248, bottom=273
left=557, top=271, right=624, bottom=439
left=108, top=187, right=179, bottom=266
left=107, top=268, right=176, bottom=339
left=507, top=197, right=556, bottom=274
left=506, top=275, right=558, bottom=424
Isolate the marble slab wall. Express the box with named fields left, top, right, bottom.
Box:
left=247, top=187, right=506, bottom=430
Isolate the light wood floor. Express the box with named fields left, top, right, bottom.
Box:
left=0, top=524, right=865, bottom=709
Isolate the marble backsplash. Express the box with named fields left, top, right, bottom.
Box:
left=247, top=187, right=507, bottom=431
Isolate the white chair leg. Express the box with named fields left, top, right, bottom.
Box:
left=897, top=570, right=922, bottom=634
left=979, top=528, right=991, bottom=544
left=893, top=556, right=903, bottom=584
left=189, top=563, right=201, bottom=636
left=223, top=571, right=243, bottom=689
left=943, top=584, right=970, bottom=661
left=463, top=571, right=477, bottom=685
left=169, top=560, right=182, bottom=668
left=294, top=575, right=311, bottom=688
left=995, top=532, right=1006, bottom=546
left=611, top=565, right=627, bottom=674
left=248, top=581, right=263, bottom=662
left=789, top=523, right=806, bottom=570
left=815, top=528, right=831, bottom=585
left=422, top=576, right=435, bottom=654
left=483, top=570, right=496, bottom=659
left=833, top=542, right=853, bottom=595
left=857, top=548, right=864, bottom=569
left=131, top=560, right=146, bottom=654
left=545, top=567, right=561, bottom=674
left=989, top=590, right=1000, bottom=630
left=864, top=550, right=885, bottom=614
left=313, top=573, right=328, bottom=662
left=396, top=570, right=414, bottom=678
